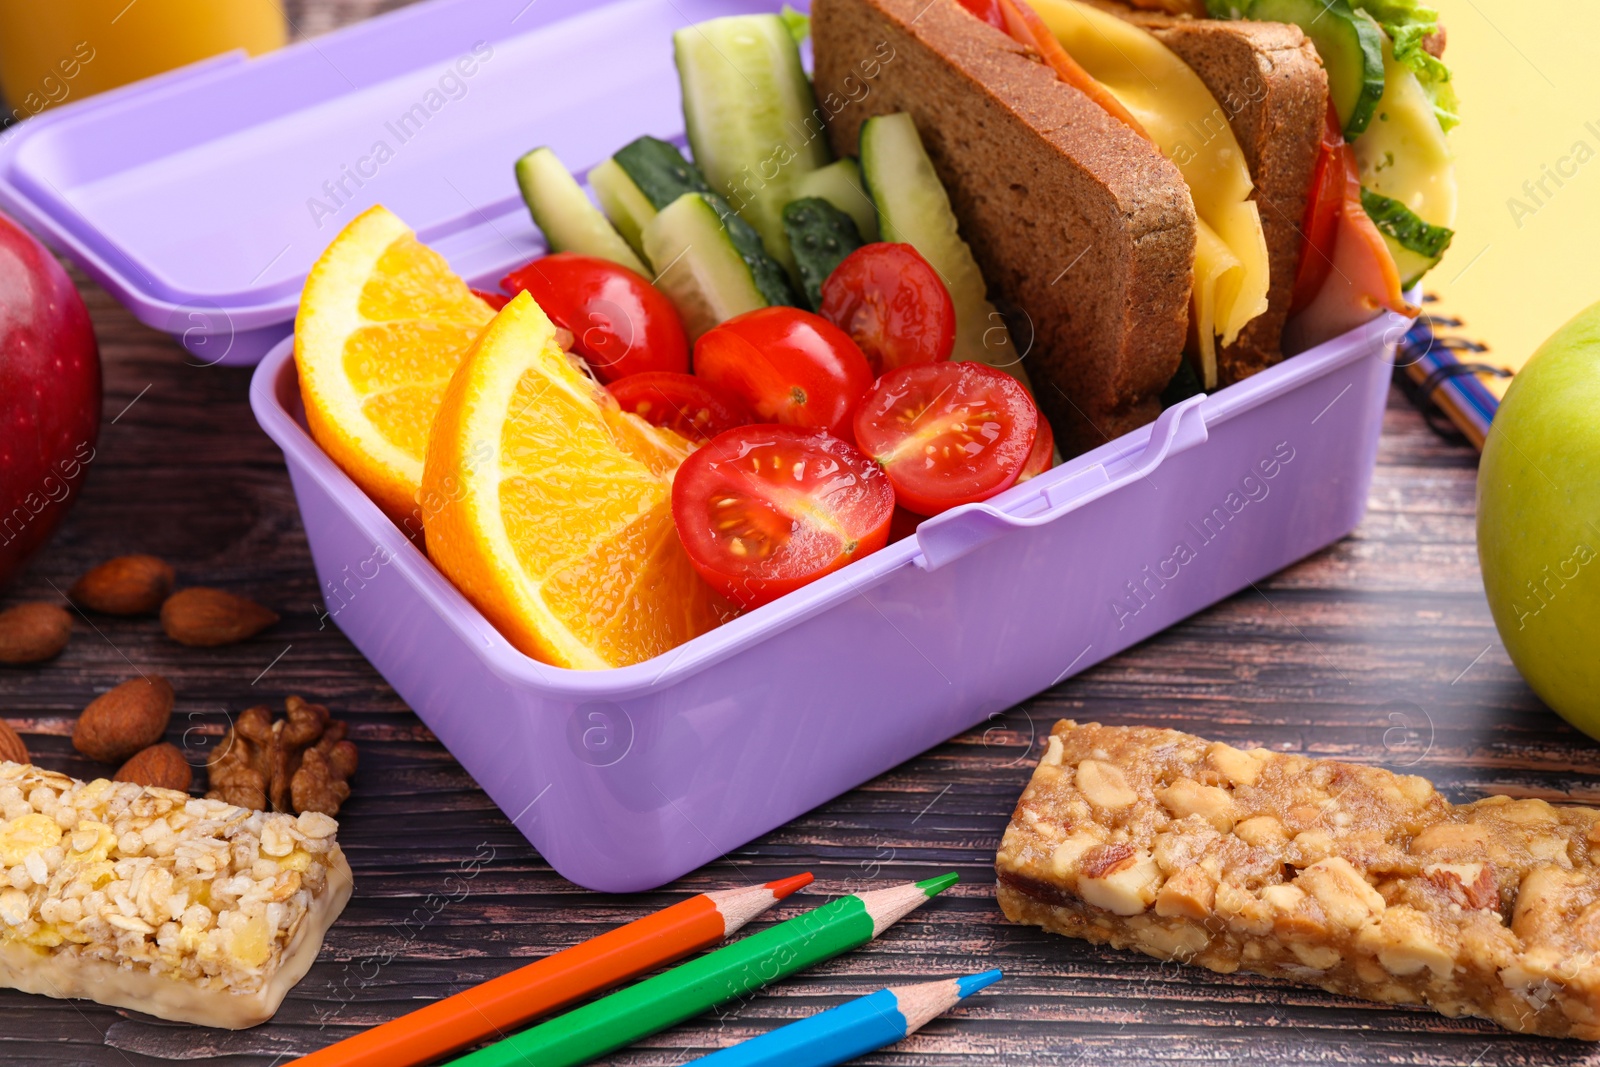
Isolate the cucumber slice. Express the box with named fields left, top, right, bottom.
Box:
left=588, top=158, right=658, bottom=261
left=1229, top=0, right=1386, bottom=139
left=614, top=136, right=715, bottom=207
left=791, top=158, right=880, bottom=243
left=611, top=136, right=798, bottom=308
left=1360, top=187, right=1454, bottom=287
left=675, top=15, right=831, bottom=277
left=782, top=198, right=864, bottom=311
left=513, top=148, right=647, bottom=275
left=859, top=113, right=1030, bottom=387
left=642, top=193, right=768, bottom=339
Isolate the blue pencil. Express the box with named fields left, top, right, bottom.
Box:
left=689, top=970, right=1002, bottom=1067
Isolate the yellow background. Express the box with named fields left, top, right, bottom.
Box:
left=1430, top=0, right=1600, bottom=388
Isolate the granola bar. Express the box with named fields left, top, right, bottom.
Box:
left=996, top=721, right=1600, bottom=1039
left=0, top=761, right=352, bottom=1028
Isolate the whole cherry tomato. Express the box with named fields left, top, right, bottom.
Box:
left=819, top=243, right=956, bottom=375
left=692, top=307, right=874, bottom=441
left=608, top=372, right=752, bottom=443
left=671, top=425, right=894, bottom=609
left=853, top=361, right=1038, bottom=516
left=501, top=253, right=687, bottom=382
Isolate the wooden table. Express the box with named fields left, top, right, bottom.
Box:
left=1, top=6, right=1591, bottom=1064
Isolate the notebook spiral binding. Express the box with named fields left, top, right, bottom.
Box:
left=1392, top=295, right=1512, bottom=450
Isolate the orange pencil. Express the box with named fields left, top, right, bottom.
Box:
left=292, top=873, right=813, bottom=1067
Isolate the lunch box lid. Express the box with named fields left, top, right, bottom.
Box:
left=0, top=0, right=781, bottom=363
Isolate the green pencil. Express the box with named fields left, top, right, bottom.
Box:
left=445, top=874, right=958, bottom=1067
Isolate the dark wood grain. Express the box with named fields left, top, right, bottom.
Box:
left=0, top=6, right=1590, bottom=1065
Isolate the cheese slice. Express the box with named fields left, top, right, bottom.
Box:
left=1191, top=220, right=1241, bottom=387
left=1032, top=0, right=1271, bottom=388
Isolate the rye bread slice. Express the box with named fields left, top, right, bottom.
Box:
left=1093, top=2, right=1329, bottom=385
left=812, top=0, right=1195, bottom=455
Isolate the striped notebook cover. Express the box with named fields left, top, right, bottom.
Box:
left=1392, top=295, right=1511, bottom=452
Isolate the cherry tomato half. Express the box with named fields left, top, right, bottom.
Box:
left=1017, top=409, right=1055, bottom=482
left=819, top=243, right=956, bottom=375
left=671, top=425, right=894, bottom=610
left=608, top=372, right=752, bottom=443
left=853, top=361, right=1038, bottom=517
left=501, top=252, right=688, bottom=383
left=693, top=307, right=874, bottom=442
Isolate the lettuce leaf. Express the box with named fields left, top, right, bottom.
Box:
left=1354, top=0, right=1459, bottom=131
left=779, top=4, right=810, bottom=44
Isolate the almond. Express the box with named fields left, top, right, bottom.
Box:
left=70, top=555, right=175, bottom=615
left=114, top=743, right=192, bottom=792
left=160, top=588, right=279, bottom=647
left=0, top=720, right=27, bottom=765
left=73, top=676, right=175, bottom=763
left=0, top=602, right=72, bottom=664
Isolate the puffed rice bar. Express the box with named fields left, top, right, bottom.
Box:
left=996, top=721, right=1600, bottom=1039
left=0, top=761, right=352, bottom=1028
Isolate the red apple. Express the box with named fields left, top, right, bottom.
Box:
left=0, top=209, right=101, bottom=588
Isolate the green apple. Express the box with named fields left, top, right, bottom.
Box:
left=1478, top=300, right=1600, bottom=734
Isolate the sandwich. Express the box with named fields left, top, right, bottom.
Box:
left=811, top=0, right=1457, bottom=454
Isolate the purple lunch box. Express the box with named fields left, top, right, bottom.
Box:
left=0, top=0, right=739, bottom=365
left=251, top=305, right=1403, bottom=892
left=0, top=0, right=1411, bottom=891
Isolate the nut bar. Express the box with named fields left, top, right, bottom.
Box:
left=0, top=761, right=352, bottom=1028
left=996, top=721, right=1600, bottom=1039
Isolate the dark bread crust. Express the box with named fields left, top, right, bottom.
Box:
left=812, top=0, right=1195, bottom=454
left=1095, top=3, right=1330, bottom=384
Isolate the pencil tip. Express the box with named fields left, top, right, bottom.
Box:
left=765, top=872, right=813, bottom=899
left=957, top=969, right=1003, bottom=997
left=916, top=872, right=959, bottom=897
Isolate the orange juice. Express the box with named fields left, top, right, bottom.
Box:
left=0, top=0, right=284, bottom=119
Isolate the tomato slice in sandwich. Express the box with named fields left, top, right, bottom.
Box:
left=1290, top=104, right=1348, bottom=315
left=955, top=0, right=1008, bottom=30
left=1284, top=131, right=1418, bottom=351
left=671, top=425, right=895, bottom=610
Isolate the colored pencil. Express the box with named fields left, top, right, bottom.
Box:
left=689, top=969, right=1004, bottom=1067
left=445, top=874, right=960, bottom=1067
left=292, top=873, right=813, bottom=1067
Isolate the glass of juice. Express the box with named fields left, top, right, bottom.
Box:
left=0, top=0, right=285, bottom=120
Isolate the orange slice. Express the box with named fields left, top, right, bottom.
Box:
left=295, top=205, right=495, bottom=527
left=421, top=291, right=729, bottom=669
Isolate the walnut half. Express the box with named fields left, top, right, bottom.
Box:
left=207, top=696, right=358, bottom=816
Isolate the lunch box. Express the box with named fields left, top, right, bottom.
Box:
left=249, top=307, right=1401, bottom=892
left=0, top=0, right=1408, bottom=892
